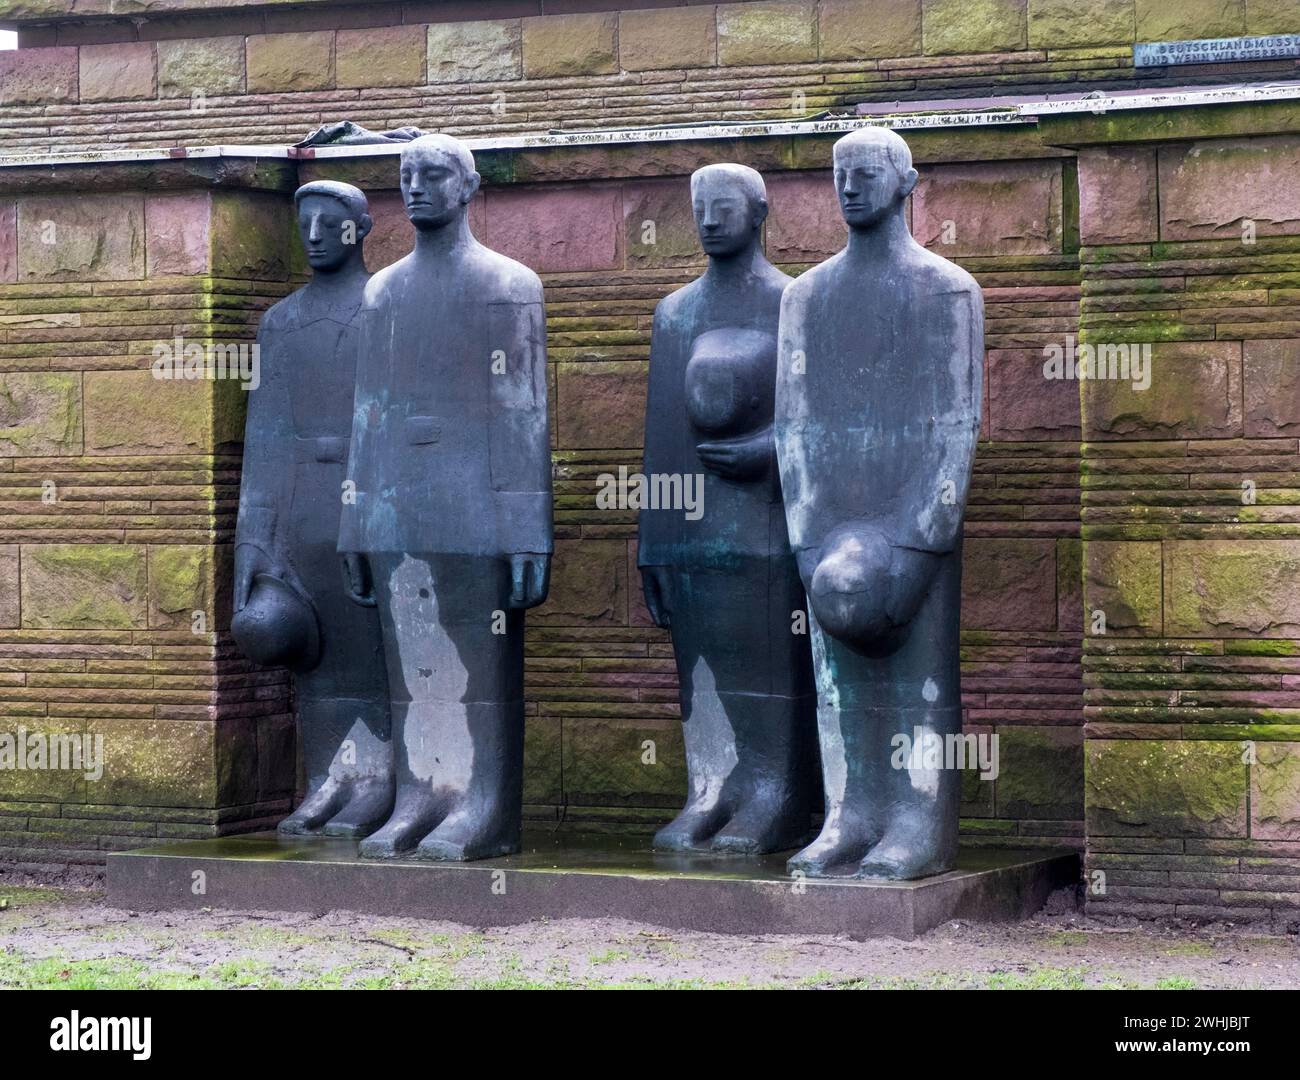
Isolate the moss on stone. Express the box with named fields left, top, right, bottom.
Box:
left=1086, top=739, right=1248, bottom=837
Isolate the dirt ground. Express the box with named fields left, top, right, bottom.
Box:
left=1, top=868, right=1297, bottom=989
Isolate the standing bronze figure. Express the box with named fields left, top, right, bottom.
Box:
left=775, top=129, right=983, bottom=879
left=233, top=181, right=394, bottom=838
left=640, top=164, right=818, bottom=855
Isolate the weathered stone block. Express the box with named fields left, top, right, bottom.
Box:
left=0, top=719, right=89, bottom=802
left=628, top=539, right=656, bottom=628
left=556, top=361, right=648, bottom=449
left=1082, top=341, right=1241, bottom=441
left=1165, top=539, right=1300, bottom=638
left=1078, top=147, right=1157, bottom=245
left=337, top=24, right=425, bottom=89
left=524, top=716, right=563, bottom=804
left=21, top=544, right=148, bottom=630
left=0, top=373, right=83, bottom=456
left=215, top=717, right=259, bottom=807
left=246, top=31, right=335, bottom=93
left=623, top=177, right=699, bottom=268
left=17, top=195, right=144, bottom=282
left=562, top=718, right=685, bottom=807
left=146, top=192, right=211, bottom=277
left=987, top=348, right=1081, bottom=440
left=0, top=47, right=77, bottom=106
left=256, top=713, right=295, bottom=801
left=364, top=190, right=414, bottom=272
left=533, top=538, right=628, bottom=626
left=766, top=169, right=847, bottom=263
left=1252, top=742, right=1300, bottom=841
left=1057, top=537, right=1083, bottom=632
left=84, top=371, right=217, bottom=456
left=960, top=738, right=996, bottom=816
left=427, top=19, right=522, bottom=83
left=961, top=537, right=1057, bottom=631
left=484, top=185, right=621, bottom=273
left=997, top=727, right=1083, bottom=820
left=1244, top=340, right=1300, bottom=437
left=1029, top=0, right=1134, bottom=47
left=922, top=0, right=1027, bottom=54
left=94, top=719, right=219, bottom=808
left=1085, top=541, right=1163, bottom=635
left=522, top=13, right=617, bottom=77
left=0, top=202, right=15, bottom=283
left=1135, top=0, right=1245, bottom=41
left=0, top=546, right=18, bottom=629
left=209, top=191, right=290, bottom=280
left=820, top=0, right=922, bottom=60
left=1158, top=136, right=1300, bottom=242
left=620, top=6, right=717, bottom=71
left=149, top=545, right=213, bottom=631
left=157, top=36, right=245, bottom=98
left=79, top=42, right=156, bottom=102
left=1246, top=0, right=1300, bottom=33
left=1086, top=740, right=1248, bottom=837
left=913, top=160, right=1061, bottom=256
left=717, top=2, right=818, bottom=66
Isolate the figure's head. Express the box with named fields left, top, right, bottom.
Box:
left=399, top=133, right=480, bottom=230
left=690, top=163, right=768, bottom=259
left=832, top=128, right=917, bottom=231
left=294, top=181, right=371, bottom=272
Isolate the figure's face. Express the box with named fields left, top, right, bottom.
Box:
left=298, top=194, right=357, bottom=272
left=834, top=141, right=907, bottom=230
left=692, top=173, right=760, bottom=258
left=401, top=146, right=471, bottom=229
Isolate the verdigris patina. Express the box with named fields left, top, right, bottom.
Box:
left=233, top=180, right=394, bottom=838
left=339, top=134, right=553, bottom=861
left=775, top=128, right=983, bottom=880
left=639, top=163, right=818, bottom=855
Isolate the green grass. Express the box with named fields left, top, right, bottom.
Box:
left=0, top=886, right=72, bottom=910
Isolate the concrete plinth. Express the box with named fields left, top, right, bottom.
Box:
left=106, top=831, right=1079, bottom=940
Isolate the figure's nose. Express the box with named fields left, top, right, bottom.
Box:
left=307, top=215, right=324, bottom=243
left=407, top=172, right=425, bottom=196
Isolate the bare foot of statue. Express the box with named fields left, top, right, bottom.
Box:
left=319, top=776, right=395, bottom=838
left=710, top=787, right=811, bottom=855
left=357, top=789, right=446, bottom=858
left=858, top=807, right=956, bottom=880
left=653, top=794, right=734, bottom=852
left=787, top=811, right=882, bottom=877
left=414, top=797, right=519, bottom=861
left=277, top=776, right=350, bottom=836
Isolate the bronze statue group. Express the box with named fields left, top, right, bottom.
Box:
left=232, top=128, right=982, bottom=881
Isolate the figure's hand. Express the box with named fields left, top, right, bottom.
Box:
left=234, top=543, right=279, bottom=612
left=508, top=553, right=551, bottom=610
left=342, top=551, right=377, bottom=608
left=640, top=566, right=672, bottom=630
left=696, top=426, right=774, bottom=483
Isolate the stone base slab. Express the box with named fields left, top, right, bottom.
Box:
left=106, top=831, right=1080, bottom=940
